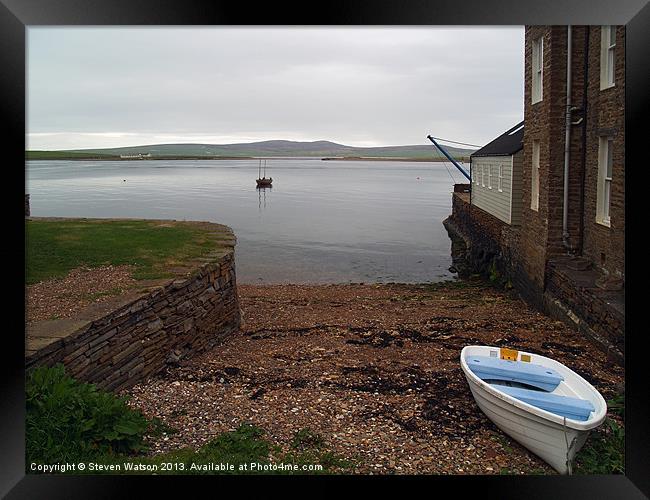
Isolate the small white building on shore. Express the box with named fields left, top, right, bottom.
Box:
left=470, top=121, right=524, bottom=226
left=120, top=153, right=152, bottom=159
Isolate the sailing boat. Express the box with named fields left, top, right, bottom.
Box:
left=256, top=159, right=273, bottom=187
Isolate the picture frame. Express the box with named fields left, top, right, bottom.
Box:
left=3, top=0, right=647, bottom=496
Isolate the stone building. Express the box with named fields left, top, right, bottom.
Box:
left=519, top=25, right=624, bottom=292
left=445, top=25, right=625, bottom=363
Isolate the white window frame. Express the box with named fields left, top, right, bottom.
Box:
left=596, top=137, right=613, bottom=227
left=488, top=164, right=493, bottom=189
left=531, top=140, right=540, bottom=211
left=532, top=36, right=544, bottom=103
left=600, top=26, right=616, bottom=90
left=498, top=163, right=504, bottom=192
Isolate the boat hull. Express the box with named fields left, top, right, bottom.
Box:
left=460, top=346, right=607, bottom=474
left=465, top=374, right=589, bottom=473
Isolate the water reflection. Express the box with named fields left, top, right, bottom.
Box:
left=257, top=186, right=271, bottom=213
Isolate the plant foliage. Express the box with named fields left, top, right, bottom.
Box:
left=26, top=364, right=149, bottom=465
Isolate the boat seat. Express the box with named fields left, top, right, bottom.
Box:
left=467, top=355, right=563, bottom=392
left=492, top=384, right=595, bottom=422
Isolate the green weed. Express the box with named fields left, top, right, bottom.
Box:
left=574, top=419, right=624, bottom=474
left=26, top=366, right=355, bottom=475
left=26, top=364, right=150, bottom=465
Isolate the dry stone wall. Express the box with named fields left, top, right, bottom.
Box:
left=26, top=252, right=240, bottom=392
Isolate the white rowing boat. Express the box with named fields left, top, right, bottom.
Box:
left=460, top=345, right=607, bottom=474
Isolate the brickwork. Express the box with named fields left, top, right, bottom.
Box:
left=581, top=26, right=625, bottom=280
left=520, top=25, right=624, bottom=355
left=545, top=258, right=624, bottom=363
left=520, top=26, right=553, bottom=288
left=521, top=25, right=624, bottom=283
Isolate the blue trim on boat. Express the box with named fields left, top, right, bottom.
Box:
left=492, top=384, right=595, bottom=421
left=467, top=355, right=563, bottom=392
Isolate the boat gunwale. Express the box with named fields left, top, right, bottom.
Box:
left=460, top=345, right=607, bottom=431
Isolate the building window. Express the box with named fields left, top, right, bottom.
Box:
left=532, top=36, right=543, bottom=103
left=596, top=137, right=613, bottom=226
left=531, top=140, right=540, bottom=211
left=600, top=26, right=616, bottom=90
left=498, top=164, right=504, bottom=192
left=481, top=164, right=486, bottom=187
left=488, top=164, right=493, bottom=189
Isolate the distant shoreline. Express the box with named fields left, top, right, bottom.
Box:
left=26, top=154, right=467, bottom=163
left=25, top=154, right=255, bottom=161
left=320, top=156, right=469, bottom=163
left=26, top=140, right=474, bottom=162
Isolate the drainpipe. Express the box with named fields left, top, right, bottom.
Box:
left=577, top=26, right=590, bottom=255
left=562, top=26, right=573, bottom=251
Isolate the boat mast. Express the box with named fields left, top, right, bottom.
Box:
left=258, top=159, right=261, bottom=179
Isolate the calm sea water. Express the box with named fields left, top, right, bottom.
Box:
left=26, top=159, right=466, bottom=284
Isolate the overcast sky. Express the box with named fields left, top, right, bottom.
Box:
left=27, top=27, right=524, bottom=150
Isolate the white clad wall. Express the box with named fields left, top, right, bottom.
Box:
left=470, top=154, right=521, bottom=225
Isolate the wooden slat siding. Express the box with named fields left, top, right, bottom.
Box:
left=471, top=156, right=514, bottom=224
left=510, top=150, right=524, bottom=225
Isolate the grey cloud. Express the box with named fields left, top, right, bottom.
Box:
left=27, top=26, right=524, bottom=149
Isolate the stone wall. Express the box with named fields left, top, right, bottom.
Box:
left=444, top=192, right=520, bottom=287
left=520, top=26, right=571, bottom=289
left=26, top=251, right=240, bottom=392
left=582, top=25, right=625, bottom=281
left=544, top=257, right=624, bottom=364
left=521, top=25, right=625, bottom=287
left=446, top=188, right=623, bottom=364
left=445, top=193, right=531, bottom=299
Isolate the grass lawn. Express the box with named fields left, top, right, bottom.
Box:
left=26, top=218, right=232, bottom=285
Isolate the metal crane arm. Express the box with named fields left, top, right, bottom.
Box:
left=427, top=135, right=471, bottom=181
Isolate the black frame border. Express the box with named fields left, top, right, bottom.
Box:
left=2, top=0, right=648, bottom=497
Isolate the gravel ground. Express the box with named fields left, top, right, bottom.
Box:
left=125, top=280, right=624, bottom=474
left=26, top=265, right=136, bottom=325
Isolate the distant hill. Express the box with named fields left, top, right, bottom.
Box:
left=28, top=139, right=474, bottom=160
